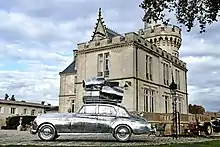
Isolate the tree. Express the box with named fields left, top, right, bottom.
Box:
left=4, top=94, right=9, bottom=100
left=139, top=0, right=220, bottom=33
left=189, top=104, right=205, bottom=114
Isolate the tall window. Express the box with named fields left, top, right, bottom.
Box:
left=163, top=62, right=169, bottom=85
left=163, top=63, right=166, bottom=85
left=166, top=64, right=169, bottom=85
left=149, top=57, right=152, bottom=80
left=97, top=53, right=110, bottom=77
left=74, top=76, right=77, bottom=93
left=146, top=55, right=149, bottom=80
left=146, top=55, right=153, bottom=81
left=179, top=99, right=182, bottom=113
left=104, top=53, right=109, bottom=77
left=178, top=70, right=180, bottom=90
left=143, top=88, right=148, bottom=112
left=31, top=109, right=35, bottom=115
left=97, top=54, right=103, bottom=76
left=71, top=100, right=75, bottom=113
left=10, top=108, right=16, bottom=114
left=143, top=88, right=155, bottom=112
left=150, top=90, right=155, bottom=113
left=165, top=96, right=168, bottom=113
left=23, top=108, right=27, bottom=114
left=175, top=69, right=180, bottom=90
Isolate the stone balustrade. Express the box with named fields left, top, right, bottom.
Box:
left=130, top=112, right=212, bottom=135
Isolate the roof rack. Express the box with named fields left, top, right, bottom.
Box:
left=83, top=100, right=120, bottom=106
left=83, top=96, right=122, bottom=105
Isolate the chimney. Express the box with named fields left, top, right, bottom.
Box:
left=73, top=49, right=78, bottom=61
left=73, top=49, right=78, bottom=71
left=41, top=101, right=45, bottom=105
left=10, top=95, right=15, bottom=101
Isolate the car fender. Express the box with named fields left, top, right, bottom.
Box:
left=111, top=118, right=133, bottom=131
left=36, top=122, right=57, bottom=133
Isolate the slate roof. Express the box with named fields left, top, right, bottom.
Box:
left=60, top=61, right=77, bottom=74
left=0, top=99, right=52, bottom=108
left=106, top=27, right=121, bottom=39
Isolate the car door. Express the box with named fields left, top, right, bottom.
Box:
left=70, top=113, right=84, bottom=133
left=56, top=114, right=73, bottom=133
left=96, top=105, right=117, bottom=133
left=77, top=104, right=98, bottom=133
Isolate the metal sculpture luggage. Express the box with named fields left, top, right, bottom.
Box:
left=82, top=77, right=124, bottom=104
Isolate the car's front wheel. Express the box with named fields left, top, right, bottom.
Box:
left=38, top=124, right=57, bottom=141
left=113, top=125, right=132, bottom=142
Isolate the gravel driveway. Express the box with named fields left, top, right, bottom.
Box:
left=0, top=130, right=219, bottom=146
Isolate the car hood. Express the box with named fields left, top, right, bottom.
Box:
left=37, top=113, right=77, bottom=119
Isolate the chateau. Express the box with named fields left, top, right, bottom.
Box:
left=59, top=8, right=188, bottom=114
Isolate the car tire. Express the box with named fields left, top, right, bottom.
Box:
left=113, top=125, right=132, bottom=142
left=38, top=124, right=57, bottom=141
left=204, top=123, right=213, bottom=136
left=53, top=134, right=60, bottom=140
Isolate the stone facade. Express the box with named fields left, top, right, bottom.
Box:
left=59, top=8, right=188, bottom=114
left=59, top=62, right=77, bottom=113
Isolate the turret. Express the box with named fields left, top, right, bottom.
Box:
left=139, top=14, right=182, bottom=58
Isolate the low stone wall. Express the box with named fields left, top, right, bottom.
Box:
left=130, top=112, right=212, bottom=135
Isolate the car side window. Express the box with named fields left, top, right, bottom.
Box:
left=98, top=105, right=116, bottom=116
left=79, top=105, right=96, bottom=114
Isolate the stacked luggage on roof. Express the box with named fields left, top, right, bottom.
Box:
left=82, top=77, right=124, bottom=104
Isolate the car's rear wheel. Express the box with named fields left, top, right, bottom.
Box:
left=204, top=123, right=213, bottom=136
left=38, top=124, right=57, bottom=141
left=113, top=125, right=132, bottom=142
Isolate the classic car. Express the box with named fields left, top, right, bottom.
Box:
left=30, top=103, right=152, bottom=142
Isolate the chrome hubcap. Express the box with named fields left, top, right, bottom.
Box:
left=116, top=127, right=130, bottom=140
left=40, top=126, right=53, bottom=139
left=207, top=126, right=211, bottom=133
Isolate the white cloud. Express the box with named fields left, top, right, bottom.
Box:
left=181, top=56, right=212, bottom=64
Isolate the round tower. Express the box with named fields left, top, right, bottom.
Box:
left=139, top=23, right=182, bottom=58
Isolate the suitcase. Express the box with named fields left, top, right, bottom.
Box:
left=82, top=77, right=124, bottom=104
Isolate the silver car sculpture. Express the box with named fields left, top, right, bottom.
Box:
left=30, top=103, right=151, bottom=142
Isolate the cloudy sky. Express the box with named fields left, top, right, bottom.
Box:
left=0, top=0, right=219, bottom=112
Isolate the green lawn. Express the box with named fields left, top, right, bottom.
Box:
left=1, top=140, right=220, bottom=147
left=150, top=140, right=220, bottom=147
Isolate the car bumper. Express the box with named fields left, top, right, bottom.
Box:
left=30, top=129, right=37, bottom=135
left=133, top=124, right=151, bottom=134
